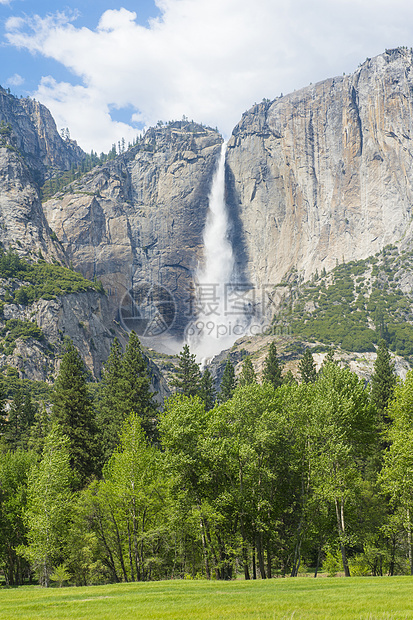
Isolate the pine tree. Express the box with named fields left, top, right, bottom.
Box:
left=119, top=331, right=158, bottom=442
left=282, top=369, right=297, bottom=385
left=323, top=346, right=336, bottom=365
left=371, top=339, right=396, bottom=422
left=0, top=383, right=7, bottom=437
left=52, top=340, right=98, bottom=487
left=217, top=359, right=237, bottom=403
left=96, top=338, right=125, bottom=462
left=199, top=368, right=215, bottom=411
left=171, top=344, right=201, bottom=397
left=28, top=402, right=50, bottom=455
left=5, top=388, right=36, bottom=450
left=239, top=356, right=257, bottom=387
left=262, top=341, right=283, bottom=388
left=298, top=348, right=317, bottom=384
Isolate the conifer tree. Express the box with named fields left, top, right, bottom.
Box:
left=96, top=338, right=125, bottom=462
left=0, top=383, right=7, bottom=437
left=28, top=402, right=50, bottom=455
left=239, top=356, right=257, bottom=387
left=323, top=346, right=336, bottom=366
left=199, top=368, right=215, bottom=411
left=217, top=359, right=237, bottom=403
left=262, top=341, right=283, bottom=388
left=298, top=348, right=317, bottom=384
left=5, top=388, right=36, bottom=450
left=282, top=369, right=297, bottom=385
left=171, top=344, right=201, bottom=397
left=52, top=340, right=98, bottom=487
left=119, top=331, right=157, bottom=442
left=371, top=339, right=396, bottom=422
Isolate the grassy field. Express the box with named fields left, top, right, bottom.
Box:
left=0, top=576, right=412, bottom=620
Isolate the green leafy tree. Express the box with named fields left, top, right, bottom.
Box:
left=199, top=368, right=215, bottom=411
left=52, top=340, right=98, bottom=486
left=212, top=383, right=300, bottom=580
left=217, top=359, right=237, bottom=403
left=50, top=563, right=70, bottom=587
left=298, top=348, right=317, bottom=384
left=371, top=339, right=396, bottom=423
left=159, top=395, right=215, bottom=578
left=239, top=356, right=257, bottom=387
left=99, top=413, right=166, bottom=581
left=380, top=371, right=413, bottom=574
left=19, top=428, right=73, bottom=587
left=0, top=449, right=36, bottom=585
left=262, top=341, right=283, bottom=388
left=309, top=363, right=376, bottom=577
left=171, top=344, right=201, bottom=397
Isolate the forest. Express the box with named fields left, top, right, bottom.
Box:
left=0, top=332, right=412, bottom=588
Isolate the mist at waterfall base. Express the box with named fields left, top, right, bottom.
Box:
left=186, top=142, right=251, bottom=363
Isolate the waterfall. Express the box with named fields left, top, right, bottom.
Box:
left=187, top=141, right=249, bottom=362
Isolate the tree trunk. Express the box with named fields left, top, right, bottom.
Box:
left=127, top=520, right=135, bottom=581
left=200, top=518, right=211, bottom=579
left=407, top=508, right=413, bottom=576
left=252, top=544, right=257, bottom=580
left=240, top=517, right=250, bottom=580
left=266, top=542, right=272, bottom=579
left=389, top=534, right=396, bottom=577
left=314, top=541, right=323, bottom=578
left=110, top=510, right=129, bottom=582
left=256, top=533, right=266, bottom=579
left=335, top=497, right=350, bottom=577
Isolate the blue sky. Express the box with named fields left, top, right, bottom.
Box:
left=1, top=1, right=159, bottom=94
left=1, top=0, right=413, bottom=153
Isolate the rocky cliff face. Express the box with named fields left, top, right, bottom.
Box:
left=43, top=122, right=222, bottom=343
left=0, top=87, right=84, bottom=178
left=226, top=47, right=413, bottom=300
left=0, top=147, right=65, bottom=260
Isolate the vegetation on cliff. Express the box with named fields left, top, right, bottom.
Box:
left=273, top=244, right=413, bottom=361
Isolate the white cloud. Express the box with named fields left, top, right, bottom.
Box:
left=5, top=0, right=413, bottom=152
left=6, top=73, right=24, bottom=86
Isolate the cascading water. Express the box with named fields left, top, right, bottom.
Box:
left=187, top=141, right=249, bottom=361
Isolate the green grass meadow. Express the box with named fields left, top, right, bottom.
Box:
left=0, top=576, right=412, bottom=620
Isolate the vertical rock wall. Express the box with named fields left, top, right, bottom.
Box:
left=226, top=48, right=413, bottom=290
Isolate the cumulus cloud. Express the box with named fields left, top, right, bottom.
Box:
left=6, top=73, right=24, bottom=86
left=5, top=0, right=413, bottom=152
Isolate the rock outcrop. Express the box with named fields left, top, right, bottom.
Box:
left=43, top=122, right=222, bottom=341
left=0, top=86, right=84, bottom=177
left=226, top=47, right=413, bottom=298
left=0, top=147, right=64, bottom=260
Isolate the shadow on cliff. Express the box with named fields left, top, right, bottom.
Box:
left=225, top=165, right=251, bottom=288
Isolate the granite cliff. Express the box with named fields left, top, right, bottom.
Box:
left=3, top=49, right=413, bottom=379
left=42, top=122, right=222, bottom=342
left=226, top=47, right=413, bottom=302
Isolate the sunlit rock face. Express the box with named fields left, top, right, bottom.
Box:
left=0, top=87, right=84, bottom=175
left=43, top=123, right=222, bottom=339
left=226, top=48, right=413, bottom=290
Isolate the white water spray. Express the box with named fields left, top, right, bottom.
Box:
left=188, top=142, right=249, bottom=362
